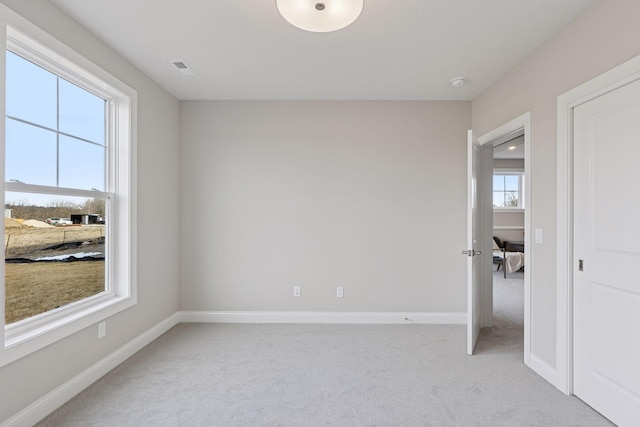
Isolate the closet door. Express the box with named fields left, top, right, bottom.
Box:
left=573, top=77, right=640, bottom=426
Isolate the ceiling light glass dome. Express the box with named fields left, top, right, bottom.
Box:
left=276, top=0, right=364, bottom=33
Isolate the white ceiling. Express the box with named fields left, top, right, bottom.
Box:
left=494, top=135, right=524, bottom=160
left=49, top=0, right=596, bottom=101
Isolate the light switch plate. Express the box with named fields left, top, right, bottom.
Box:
left=535, top=228, right=543, bottom=244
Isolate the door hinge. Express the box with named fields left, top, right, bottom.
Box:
left=578, top=259, right=584, bottom=272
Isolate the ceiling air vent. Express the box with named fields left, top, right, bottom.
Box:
left=170, top=59, right=196, bottom=76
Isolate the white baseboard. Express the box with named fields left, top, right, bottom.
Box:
left=2, top=313, right=180, bottom=427
left=179, top=311, right=467, bottom=325
left=528, top=352, right=560, bottom=391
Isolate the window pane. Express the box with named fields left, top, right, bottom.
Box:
left=505, top=175, right=519, bottom=191
left=59, top=135, right=105, bottom=190
left=4, top=192, right=106, bottom=324
left=493, top=175, right=504, bottom=191
left=5, top=119, right=57, bottom=186
left=59, top=78, right=106, bottom=145
left=493, top=192, right=505, bottom=207
left=6, top=51, right=57, bottom=129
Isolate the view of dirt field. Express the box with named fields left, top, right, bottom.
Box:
left=4, top=217, right=105, bottom=324
left=5, top=217, right=104, bottom=257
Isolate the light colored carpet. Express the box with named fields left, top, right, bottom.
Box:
left=492, top=269, right=525, bottom=328
left=474, top=270, right=526, bottom=358
left=38, top=276, right=611, bottom=426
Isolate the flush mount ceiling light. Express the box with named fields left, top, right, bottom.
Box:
left=276, top=0, right=364, bottom=33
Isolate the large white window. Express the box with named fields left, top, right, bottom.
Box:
left=1, top=23, right=136, bottom=366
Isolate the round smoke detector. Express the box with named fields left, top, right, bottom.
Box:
left=450, top=77, right=466, bottom=88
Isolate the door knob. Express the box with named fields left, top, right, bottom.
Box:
left=461, top=249, right=481, bottom=257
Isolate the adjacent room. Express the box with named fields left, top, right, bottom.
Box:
left=1, top=1, right=639, bottom=425
left=491, top=135, right=526, bottom=334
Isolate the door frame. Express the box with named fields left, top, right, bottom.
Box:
left=476, top=112, right=532, bottom=364
left=556, top=53, right=640, bottom=394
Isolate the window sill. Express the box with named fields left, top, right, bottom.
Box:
left=493, top=208, right=525, bottom=213
left=1, top=293, right=135, bottom=367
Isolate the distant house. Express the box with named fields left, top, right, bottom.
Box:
left=5, top=209, right=11, bottom=218
left=71, top=214, right=100, bottom=225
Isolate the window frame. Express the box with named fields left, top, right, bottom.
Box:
left=493, top=168, right=525, bottom=211
left=0, top=21, right=137, bottom=367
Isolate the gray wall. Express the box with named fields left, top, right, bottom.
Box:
left=0, top=1, right=180, bottom=422
left=179, top=101, right=470, bottom=313
left=493, top=212, right=525, bottom=243
left=472, top=0, right=640, bottom=368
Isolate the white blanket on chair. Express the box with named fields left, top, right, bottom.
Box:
left=505, top=252, right=524, bottom=273
left=494, top=251, right=525, bottom=273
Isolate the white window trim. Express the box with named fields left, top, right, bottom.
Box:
left=493, top=168, right=525, bottom=211
left=0, top=11, right=137, bottom=367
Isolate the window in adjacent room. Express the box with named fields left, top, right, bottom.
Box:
left=493, top=172, right=524, bottom=209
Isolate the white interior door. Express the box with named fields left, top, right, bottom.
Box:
left=573, top=78, right=640, bottom=426
left=466, top=130, right=482, bottom=355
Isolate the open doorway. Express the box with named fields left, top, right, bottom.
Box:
left=491, top=135, right=525, bottom=343
left=472, top=113, right=531, bottom=364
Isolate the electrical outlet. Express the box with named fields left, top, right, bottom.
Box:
left=293, top=286, right=301, bottom=297
left=336, top=287, right=344, bottom=298
left=98, top=321, right=106, bottom=339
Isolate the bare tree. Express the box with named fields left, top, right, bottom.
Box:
left=505, top=192, right=519, bottom=207
left=82, top=198, right=106, bottom=217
